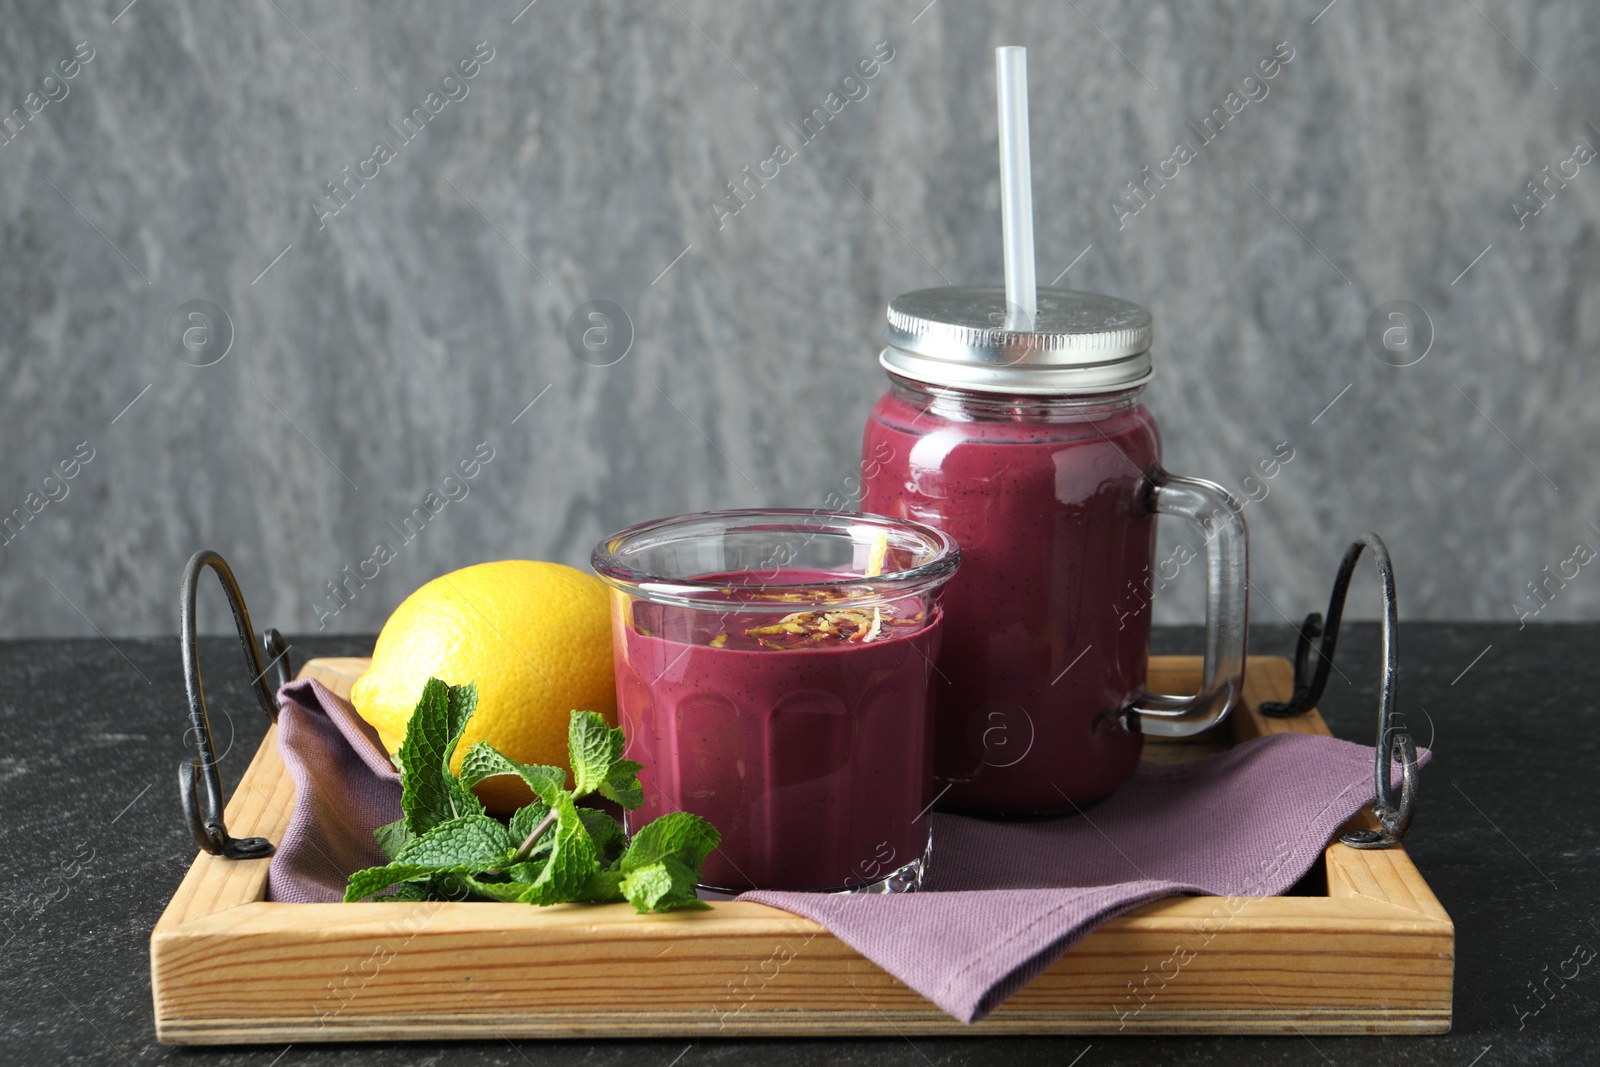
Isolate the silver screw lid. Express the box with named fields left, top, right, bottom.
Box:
left=881, top=286, right=1154, bottom=395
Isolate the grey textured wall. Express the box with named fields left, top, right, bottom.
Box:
left=1, top=0, right=1596, bottom=639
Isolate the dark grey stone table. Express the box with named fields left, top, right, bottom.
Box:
left=2, top=623, right=1593, bottom=1065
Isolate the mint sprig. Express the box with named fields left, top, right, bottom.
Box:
left=345, top=680, right=718, bottom=913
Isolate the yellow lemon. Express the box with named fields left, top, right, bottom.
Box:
left=350, top=560, right=615, bottom=813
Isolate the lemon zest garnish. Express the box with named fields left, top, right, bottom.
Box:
left=743, top=603, right=896, bottom=644
left=863, top=606, right=883, bottom=642
left=865, top=531, right=889, bottom=578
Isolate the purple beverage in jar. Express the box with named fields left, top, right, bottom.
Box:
left=860, top=287, right=1249, bottom=815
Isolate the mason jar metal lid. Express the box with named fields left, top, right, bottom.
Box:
left=881, top=286, right=1154, bottom=394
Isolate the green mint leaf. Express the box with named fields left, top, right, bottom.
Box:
left=347, top=815, right=515, bottom=902
left=345, top=863, right=446, bottom=902
left=577, top=807, right=626, bottom=868
left=506, top=802, right=555, bottom=869
left=397, top=678, right=484, bottom=835
left=567, top=711, right=644, bottom=809
left=387, top=881, right=430, bottom=902
left=444, top=680, right=477, bottom=754
left=372, top=817, right=409, bottom=861
left=598, top=759, right=644, bottom=810
left=459, top=742, right=567, bottom=803
left=568, top=711, right=625, bottom=798
left=620, top=811, right=721, bottom=873
left=580, top=867, right=626, bottom=904
left=442, top=683, right=485, bottom=819
left=397, top=678, right=454, bottom=835
left=441, top=873, right=532, bottom=903
left=504, top=860, right=548, bottom=883
left=618, top=855, right=708, bottom=913
left=508, top=800, right=553, bottom=842
left=513, top=789, right=599, bottom=905
left=393, top=814, right=513, bottom=869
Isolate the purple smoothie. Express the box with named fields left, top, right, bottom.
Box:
left=613, top=570, right=942, bottom=892
left=861, top=384, right=1161, bottom=813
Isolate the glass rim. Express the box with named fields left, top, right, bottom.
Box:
left=590, top=508, right=961, bottom=610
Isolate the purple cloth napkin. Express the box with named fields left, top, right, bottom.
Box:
left=741, top=734, right=1409, bottom=1021
left=267, top=679, right=1410, bottom=1022
left=266, top=678, right=400, bottom=903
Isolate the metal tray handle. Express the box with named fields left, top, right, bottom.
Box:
left=178, top=549, right=290, bottom=859
left=1257, top=532, right=1418, bottom=849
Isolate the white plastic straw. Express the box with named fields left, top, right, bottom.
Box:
left=996, top=46, right=1036, bottom=329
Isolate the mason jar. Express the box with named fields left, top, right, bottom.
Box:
left=860, top=287, right=1249, bottom=815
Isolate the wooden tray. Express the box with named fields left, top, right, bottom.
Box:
left=150, top=655, right=1453, bottom=1044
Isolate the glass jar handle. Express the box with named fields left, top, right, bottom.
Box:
left=1128, top=468, right=1249, bottom=737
